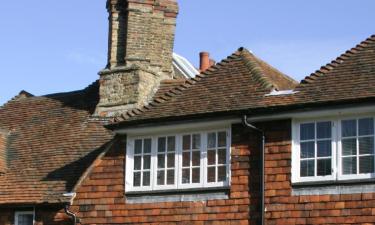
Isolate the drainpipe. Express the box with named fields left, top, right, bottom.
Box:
left=242, top=115, right=265, bottom=225
left=64, top=205, right=77, bottom=225
left=63, top=193, right=78, bottom=225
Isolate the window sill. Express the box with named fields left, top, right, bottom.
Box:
left=125, top=187, right=230, bottom=204
left=292, top=178, right=375, bottom=187
left=292, top=179, right=375, bottom=196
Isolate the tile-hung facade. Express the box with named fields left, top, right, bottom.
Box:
left=0, top=0, right=374, bottom=224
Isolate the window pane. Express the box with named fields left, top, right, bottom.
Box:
left=218, top=131, right=227, bottom=147
left=317, top=140, right=332, bottom=157
left=134, top=156, right=142, bottom=170
left=192, top=168, right=200, bottom=183
left=157, top=154, right=165, bottom=169
left=133, top=172, right=141, bottom=187
left=208, top=133, right=216, bottom=148
left=167, top=153, right=175, bottom=168
left=359, top=137, right=374, bottom=155
left=300, top=160, right=314, bottom=177
left=158, top=137, right=166, bottom=152
left=192, top=134, right=201, bottom=149
left=218, top=166, right=227, bottom=182
left=182, top=152, right=190, bottom=167
left=143, top=155, right=151, bottom=169
left=157, top=170, right=165, bottom=185
left=317, top=159, right=331, bottom=176
left=182, top=169, right=190, bottom=184
left=144, top=139, right=152, bottom=153
left=134, top=139, right=142, bottom=154
left=342, top=139, right=357, bottom=156
left=342, top=157, right=357, bottom=175
left=208, top=150, right=216, bottom=165
left=301, top=142, right=314, bottom=158
left=183, top=135, right=191, bottom=150
left=207, top=167, right=216, bottom=182
left=167, top=170, right=174, bottom=185
left=192, top=151, right=200, bottom=166
left=167, top=136, right=175, bottom=152
left=143, top=172, right=150, bottom=186
left=359, top=156, right=374, bottom=174
left=218, top=149, right=226, bottom=164
left=342, top=120, right=357, bottom=137
left=317, top=122, right=331, bottom=139
left=300, top=123, right=315, bottom=140
left=359, top=118, right=374, bottom=136
left=18, top=215, right=33, bottom=225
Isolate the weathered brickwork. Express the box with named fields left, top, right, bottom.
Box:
left=258, top=119, right=375, bottom=225
left=96, top=0, right=178, bottom=117
left=68, top=124, right=253, bottom=224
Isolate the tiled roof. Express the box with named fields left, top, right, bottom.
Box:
left=293, top=34, right=375, bottom=104
left=111, top=34, right=375, bottom=127
left=0, top=82, right=113, bottom=205
left=112, top=48, right=298, bottom=124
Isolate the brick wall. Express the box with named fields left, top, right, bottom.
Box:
left=258, top=119, right=375, bottom=225
left=70, top=125, right=254, bottom=224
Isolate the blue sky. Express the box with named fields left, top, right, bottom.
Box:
left=0, top=0, right=374, bottom=105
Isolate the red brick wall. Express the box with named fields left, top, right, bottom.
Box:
left=71, top=126, right=254, bottom=224
left=258, top=119, right=375, bottom=225
left=0, top=206, right=69, bottom=225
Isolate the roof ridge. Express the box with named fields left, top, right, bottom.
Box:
left=299, top=34, right=375, bottom=86
left=112, top=51, right=243, bottom=123
left=0, top=90, right=34, bottom=109
left=238, top=48, right=276, bottom=90
left=238, top=48, right=298, bottom=91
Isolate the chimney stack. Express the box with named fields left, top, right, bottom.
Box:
left=199, top=52, right=210, bottom=72
left=96, top=0, right=179, bottom=117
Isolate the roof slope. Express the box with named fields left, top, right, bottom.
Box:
left=113, top=48, right=298, bottom=124
left=0, top=82, right=113, bottom=205
left=112, top=34, right=375, bottom=126
left=293, top=34, right=375, bottom=104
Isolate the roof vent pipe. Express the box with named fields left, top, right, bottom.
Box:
left=199, top=52, right=211, bottom=72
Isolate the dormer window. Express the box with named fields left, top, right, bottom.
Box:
left=125, top=128, right=231, bottom=193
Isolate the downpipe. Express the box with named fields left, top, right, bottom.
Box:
left=63, top=192, right=79, bottom=225
left=242, top=115, right=265, bottom=225
left=64, top=205, right=77, bottom=225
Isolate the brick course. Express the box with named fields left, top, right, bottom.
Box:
left=69, top=124, right=253, bottom=224
left=258, top=120, right=375, bottom=225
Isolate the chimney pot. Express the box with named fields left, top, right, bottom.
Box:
left=199, top=52, right=210, bottom=72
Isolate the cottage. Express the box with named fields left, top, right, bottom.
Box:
left=0, top=0, right=374, bottom=224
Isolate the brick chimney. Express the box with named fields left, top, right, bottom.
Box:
left=0, top=130, right=8, bottom=174
left=96, top=0, right=179, bottom=117
left=199, top=52, right=215, bottom=72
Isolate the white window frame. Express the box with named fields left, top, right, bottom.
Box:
left=15, top=211, right=35, bottom=225
left=338, top=116, right=375, bottom=181
left=125, top=128, right=231, bottom=193
left=292, top=115, right=375, bottom=184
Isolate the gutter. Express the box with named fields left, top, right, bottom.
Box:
left=242, top=115, right=265, bottom=225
